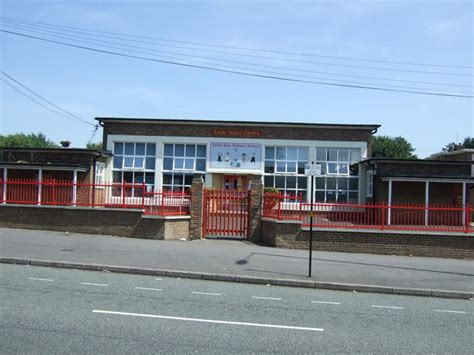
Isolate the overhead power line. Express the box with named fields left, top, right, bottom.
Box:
left=1, top=71, right=96, bottom=127
left=1, top=29, right=472, bottom=98
left=2, top=16, right=472, bottom=70
left=3, top=20, right=472, bottom=91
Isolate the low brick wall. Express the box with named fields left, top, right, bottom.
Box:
left=261, top=218, right=474, bottom=259
left=0, top=205, right=189, bottom=240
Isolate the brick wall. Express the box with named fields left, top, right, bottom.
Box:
left=103, top=121, right=374, bottom=148
left=261, top=219, right=474, bottom=259
left=0, top=205, right=189, bottom=240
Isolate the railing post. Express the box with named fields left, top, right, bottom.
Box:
left=380, top=202, right=385, bottom=230
left=142, top=181, right=146, bottom=211
left=277, top=192, right=282, bottom=220
left=464, top=204, right=471, bottom=233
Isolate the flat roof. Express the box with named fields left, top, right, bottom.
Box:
left=359, top=158, right=473, bottom=165
left=0, top=147, right=112, bottom=156
left=0, top=162, right=90, bottom=171
left=95, top=117, right=381, bottom=131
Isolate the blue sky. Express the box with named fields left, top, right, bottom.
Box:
left=1, top=0, right=472, bottom=157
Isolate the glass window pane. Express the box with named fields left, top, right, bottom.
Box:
left=349, top=178, right=359, bottom=190
left=185, top=145, right=196, bottom=157
left=124, top=157, right=134, bottom=168
left=275, top=176, right=285, bottom=188
left=162, top=174, right=172, bottom=185
left=327, top=163, right=337, bottom=174
left=197, top=145, right=206, bottom=157
left=264, top=160, right=274, bottom=174
left=134, top=173, right=144, bottom=183
left=123, top=171, right=133, bottom=183
left=134, top=157, right=144, bottom=168
left=338, top=148, right=349, bottom=161
left=287, top=176, right=296, bottom=188
left=328, top=148, right=337, bottom=161
left=339, top=163, right=349, bottom=174
left=265, top=147, right=275, bottom=159
left=163, top=158, right=173, bottom=170
left=125, top=143, right=134, bottom=155
left=184, top=174, right=194, bottom=186
left=175, top=144, right=184, bottom=156
left=337, top=191, right=348, bottom=203
left=297, top=162, right=306, bottom=174
left=298, top=147, right=308, bottom=161
left=327, top=177, right=336, bottom=189
left=287, top=147, right=297, bottom=160
left=113, top=156, right=123, bottom=169
left=287, top=161, right=296, bottom=173
left=327, top=191, right=336, bottom=202
left=337, top=177, right=348, bottom=190
left=145, top=173, right=154, bottom=185
left=146, top=157, right=155, bottom=170
left=136, top=143, right=145, bottom=155
left=264, top=175, right=274, bottom=187
left=114, top=143, right=124, bottom=155
left=196, top=159, right=206, bottom=171
left=298, top=177, right=307, bottom=189
left=173, top=174, right=183, bottom=185
left=315, top=191, right=326, bottom=202
left=276, top=161, right=286, bottom=173
left=113, top=171, right=122, bottom=183
left=350, top=149, right=361, bottom=162
left=175, top=158, right=184, bottom=169
left=164, top=144, right=173, bottom=156
left=315, top=177, right=325, bottom=189
left=349, top=191, right=359, bottom=202
left=316, top=147, right=327, bottom=161
left=146, top=143, right=156, bottom=156
left=173, top=186, right=183, bottom=193
left=184, top=159, right=194, bottom=170
left=276, top=147, right=286, bottom=160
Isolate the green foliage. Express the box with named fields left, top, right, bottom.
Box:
left=371, top=135, right=417, bottom=159
left=0, top=132, right=58, bottom=148
left=442, top=137, right=474, bottom=152
left=264, top=187, right=279, bottom=193
left=86, top=142, right=103, bottom=150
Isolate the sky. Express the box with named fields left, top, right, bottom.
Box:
left=0, top=0, right=472, bottom=157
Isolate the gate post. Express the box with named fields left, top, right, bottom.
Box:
left=189, top=173, right=204, bottom=240
left=248, top=175, right=263, bottom=243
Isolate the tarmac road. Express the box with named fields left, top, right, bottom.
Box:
left=1, top=264, right=473, bottom=354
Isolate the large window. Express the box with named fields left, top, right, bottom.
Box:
left=264, top=146, right=308, bottom=199
left=314, top=147, right=360, bottom=203
left=113, top=142, right=156, bottom=195
left=163, top=143, right=206, bottom=192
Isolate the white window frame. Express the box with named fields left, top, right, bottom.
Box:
left=366, top=170, right=374, bottom=197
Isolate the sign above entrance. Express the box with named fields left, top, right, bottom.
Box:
left=210, top=142, right=261, bottom=170
left=305, top=162, right=322, bottom=176
left=211, top=128, right=262, bottom=138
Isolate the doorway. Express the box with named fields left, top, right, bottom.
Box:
left=223, top=175, right=248, bottom=191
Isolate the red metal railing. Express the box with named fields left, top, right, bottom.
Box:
left=0, top=179, right=190, bottom=216
left=263, top=192, right=473, bottom=233
left=203, top=189, right=250, bottom=238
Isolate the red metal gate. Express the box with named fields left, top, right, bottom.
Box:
left=203, top=189, right=250, bottom=238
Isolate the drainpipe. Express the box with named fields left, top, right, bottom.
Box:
left=2, top=168, right=7, bottom=204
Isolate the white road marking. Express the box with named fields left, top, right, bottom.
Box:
left=434, top=310, right=466, bottom=314
left=311, top=301, right=341, bottom=305
left=252, top=296, right=282, bottom=301
left=93, top=310, right=324, bottom=332
left=371, top=305, right=404, bottom=310
left=80, top=282, right=108, bottom=287
left=28, top=277, right=54, bottom=282
left=154, top=278, right=162, bottom=281
left=192, top=291, right=222, bottom=296
left=135, top=287, right=163, bottom=291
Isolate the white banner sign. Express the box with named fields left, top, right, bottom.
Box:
left=210, top=142, right=261, bottom=170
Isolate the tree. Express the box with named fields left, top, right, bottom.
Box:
left=371, top=135, right=417, bottom=159
left=0, top=132, right=58, bottom=148
left=86, top=142, right=102, bottom=150
left=442, top=137, right=474, bottom=152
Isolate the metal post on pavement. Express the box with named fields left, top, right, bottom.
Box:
left=308, top=174, right=314, bottom=277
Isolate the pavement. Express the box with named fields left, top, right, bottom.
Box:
left=0, top=227, right=473, bottom=299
